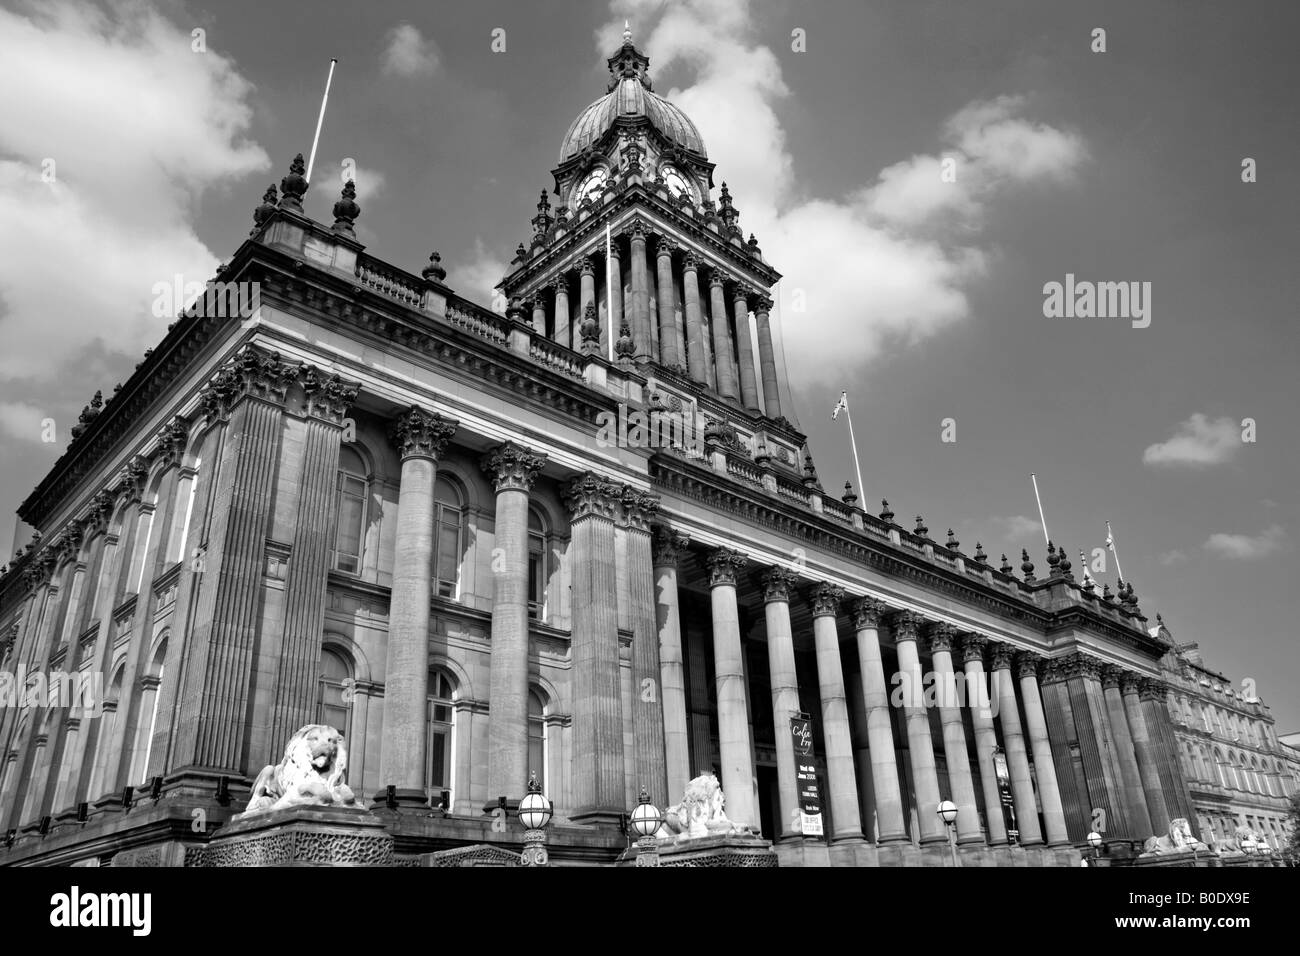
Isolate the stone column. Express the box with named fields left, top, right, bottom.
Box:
left=960, top=634, right=1008, bottom=844
left=708, top=271, right=739, bottom=401
left=705, top=546, right=756, bottom=828
left=563, top=472, right=625, bottom=824
left=851, top=598, right=907, bottom=843
left=1122, top=672, right=1171, bottom=833
left=892, top=610, right=946, bottom=844
left=552, top=274, right=571, bottom=349
left=654, top=237, right=680, bottom=368
left=480, top=442, right=548, bottom=805
left=621, top=487, right=667, bottom=807
left=652, top=526, right=691, bottom=803
left=990, top=642, right=1043, bottom=845
left=809, top=582, right=863, bottom=841
left=606, top=242, right=622, bottom=359
left=926, top=623, right=982, bottom=844
left=628, top=220, right=652, bottom=363
left=762, top=567, right=801, bottom=840
left=1102, top=665, right=1154, bottom=837
left=1017, top=654, right=1070, bottom=845
left=379, top=405, right=458, bottom=801
left=1140, top=678, right=1196, bottom=824
left=578, top=256, right=596, bottom=353
left=754, top=295, right=783, bottom=419
left=732, top=286, right=761, bottom=413
left=530, top=295, right=547, bottom=336
left=681, top=252, right=708, bottom=384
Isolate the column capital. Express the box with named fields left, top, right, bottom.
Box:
left=925, top=621, right=958, bottom=654
left=760, top=566, right=799, bottom=604
left=579, top=255, right=596, bottom=276
left=548, top=272, right=568, bottom=293
left=480, top=441, right=547, bottom=493
left=705, top=547, right=748, bottom=588
left=626, top=218, right=649, bottom=242
left=889, top=609, right=923, bottom=643
left=654, top=235, right=677, bottom=258
left=732, top=284, right=754, bottom=305
left=1017, top=652, right=1044, bottom=680
left=1100, top=663, right=1124, bottom=690
left=199, top=345, right=297, bottom=419
left=754, top=294, right=774, bottom=313
left=300, top=365, right=360, bottom=426
left=1040, top=657, right=1066, bottom=685
left=988, top=641, right=1015, bottom=671
left=707, top=268, right=727, bottom=290
left=850, top=596, right=888, bottom=630
left=1120, top=671, right=1144, bottom=696
left=959, top=632, right=987, bottom=665
left=808, top=581, right=843, bottom=618
left=619, top=485, right=660, bottom=532
left=650, top=524, right=689, bottom=567
left=682, top=250, right=702, bottom=272
left=1138, top=676, right=1168, bottom=702
left=118, top=455, right=150, bottom=505
left=562, top=471, right=622, bottom=521
left=155, top=417, right=189, bottom=469
left=389, top=406, right=458, bottom=462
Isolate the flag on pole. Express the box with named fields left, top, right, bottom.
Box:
left=1105, top=520, right=1124, bottom=580
left=831, top=391, right=847, bottom=420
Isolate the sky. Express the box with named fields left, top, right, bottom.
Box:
left=0, top=0, right=1296, bottom=728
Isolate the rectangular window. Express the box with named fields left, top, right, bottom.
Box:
left=334, top=475, right=366, bottom=573
left=434, top=511, right=460, bottom=598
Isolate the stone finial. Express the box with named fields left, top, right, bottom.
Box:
left=999, top=553, right=1012, bottom=574
left=278, top=153, right=308, bottom=212
left=614, top=314, right=635, bottom=363
left=1102, top=583, right=1114, bottom=603
left=1020, top=549, right=1035, bottom=582
left=879, top=499, right=894, bottom=524
left=1046, top=540, right=1060, bottom=574
left=801, top=453, right=820, bottom=490
left=579, top=302, right=601, bottom=353
left=1057, top=547, right=1072, bottom=577
left=505, top=297, right=527, bottom=323
left=973, top=542, right=987, bottom=564
left=914, top=515, right=929, bottom=539
left=946, top=529, right=960, bottom=550
left=842, top=481, right=858, bottom=506
left=331, top=180, right=360, bottom=237
left=422, top=251, right=447, bottom=283
left=747, top=234, right=762, bottom=257
left=252, top=184, right=278, bottom=235
left=513, top=242, right=528, bottom=263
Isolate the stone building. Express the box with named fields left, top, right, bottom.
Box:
left=1155, top=618, right=1297, bottom=853
left=0, top=29, right=1197, bottom=866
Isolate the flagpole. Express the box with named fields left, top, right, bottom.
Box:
left=605, top=224, right=614, bottom=362
left=305, top=58, right=338, bottom=183
left=1106, top=520, right=1125, bottom=580
left=843, top=398, right=865, bottom=503
left=1030, top=473, right=1050, bottom=545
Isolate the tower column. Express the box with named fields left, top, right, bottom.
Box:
left=480, top=442, right=548, bottom=805
left=705, top=546, right=756, bottom=828
left=892, top=610, right=946, bottom=844
left=654, top=237, right=680, bottom=368
left=960, top=634, right=1008, bottom=844
left=1018, top=654, right=1070, bottom=845
left=754, top=295, right=783, bottom=419
left=552, top=274, right=571, bottom=349
left=809, top=583, right=863, bottom=841
left=652, top=526, right=691, bottom=803
left=732, top=287, right=761, bottom=413
left=762, top=568, right=801, bottom=840
left=1122, top=672, right=1171, bottom=833
left=380, top=406, right=458, bottom=801
left=851, top=599, right=907, bottom=843
left=708, top=271, right=739, bottom=400
left=578, top=256, right=596, bottom=351
left=681, top=252, right=708, bottom=384
left=926, top=623, right=982, bottom=844
left=1102, top=665, right=1154, bottom=838
left=605, top=241, right=622, bottom=358
left=529, top=295, right=546, bottom=336
left=628, top=220, right=652, bottom=363
left=990, top=642, right=1043, bottom=845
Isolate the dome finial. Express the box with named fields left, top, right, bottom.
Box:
left=623, top=20, right=632, bottom=45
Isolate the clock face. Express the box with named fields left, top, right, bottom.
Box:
left=574, top=167, right=608, bottom=205
left=661, top=164, right=695, bottom=202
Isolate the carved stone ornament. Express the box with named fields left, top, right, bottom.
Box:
left=926, top=621, right=957, bottom=654
left=1017, top=652, right=1042, bottom=680
left=619, top=484, right=661, bottom=531
left=239, top=724, right=362, bottom=816
left=761, top=566, right=799, bottom=605
left=199, top=346, right=297, bottom=419
left=562, top=471, right=622, bottom=521
left=651, top=524, right=689, bottom=567
left=808, top=581, right=844, bottom=618
left=389, top=406, right=458, bottom=462
left=480, top=441, right=548, bottom=493
left=960, top=633, right=987, bottom=665
left=300, top=366, right=360, bottom=425
left=889, top=609, right=922, bottom=643
left=851, top=597, right=887, bottom=630
left=705, top=547, right=748, bottom=588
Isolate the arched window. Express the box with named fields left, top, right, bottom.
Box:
left=527, top=688, right=547, bottom=790
left=432, top=477, right=463, bottom=599
left=426, top=668, right=457, bottom=800
left=527, top=508, right=547, bottom=621
left=131, top=635, right=169, bottom=784
left=1201, top=707, right=1212, bottom=733
left=87, top=663, right=126, bottom=799
left=333, top=447, right=368, bottom=574
left=1214, top=749, right=1228, bottom=789
left=318, top=647, right=354, bottom=740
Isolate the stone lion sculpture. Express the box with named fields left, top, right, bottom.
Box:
left=241, top=724, right=360, bottom=815
left=1212, top=824, right=1260, bottom=855
left=1141, top=817, right=1210, bottom=855
left=654, top=772, right=751, bottom=842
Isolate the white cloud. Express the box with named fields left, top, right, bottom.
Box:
left=0, top=1, right=268, bottom=382
left=1203, top=525, right=1286, bottom=561
left=457, top=240, right=509, bottom=312
left=1158, top=549, right=1189, bottom=566
left=382, top=24, right=440, bottom=77
left=0, top=401, right=51, bottom=444
left=1143, top=414, right=1241, bottom=467
left=599, top=1, right=1086, bottom=385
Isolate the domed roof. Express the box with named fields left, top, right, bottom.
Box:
left=558, top=29, right=707, bottom=163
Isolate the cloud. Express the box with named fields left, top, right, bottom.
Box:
left=457, top=240, right=509, bottom=312
left=1203, top=525, right=1286, bottom=561
left=1158, top=549, right=1189, bottom=567
left=1143, top=414, right=1241, bottom=467
left=0, top=401, right=51, bottom=444
left=993, top=515, right=1043, bottom=540
left=0, top=1, right=268, bottom=383
left=599, top=1, right=1086, bottom=385
left=382, top=24, right=440, bottom=77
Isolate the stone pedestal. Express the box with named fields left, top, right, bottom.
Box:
left=185, top=805, right=395, bottom=866
left=619, top=833, right=778, bottom=867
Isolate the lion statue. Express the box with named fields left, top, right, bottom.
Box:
left=654, top=772, right=751, bottom=842
left=1141, top=817, right=1210, bottom=855
left=1212, top=824, right=1261, bottom=855
left=241, top=724, right=360, bottom=815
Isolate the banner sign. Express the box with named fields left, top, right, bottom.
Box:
left=790, top=716, right=823, bottom=835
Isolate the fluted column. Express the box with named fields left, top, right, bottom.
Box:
left=379, top=406, right=458, bottom=799
left=1018, top=654, right=1069, bottom=845
left=762, top=568, right=801, bottom=840
left=564, top=473, right=625, bottom=823
left=606, top=242, right=622, bottom=359
left=732, top=286, right=760, bottom=412
left=652, top=526, right=691, bottom=802
left=851, top=598, right=907, bottom=843
left=654, top=238, right=680, bottom=368
left=705, top=546, right=756, bottom=828
left=960, top=634, right=1007, bottom=844
left=621, top=487, right=667, bottom=807
left=1102, top=665, right=1154, bottom=837
left=892, top=610, right=945, bottom=844
left=480, top=442, right=548, bottom=804
left=990, top=642, right=1043, bottom=845
left=628, top=220, right=652, bottom=362
left=530, top=295, right=546, bottom=336
left=1122, top=672, right=1170, bottom=833
left=1140, top=678, right=1196, bottom=824
left=708, top=271, right=739, bottom=400
left=809, top=582, right=863, bottom=841
left=552, top=274, right=571, bottom=349
left=681, top=252, right=708, bottom=384
left=926, top=622, right=982, bottom=843
left=754, top=295, right=782, bottom=419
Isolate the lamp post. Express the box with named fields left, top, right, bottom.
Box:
left=630, top=785, right=663, bottom=867
left=991, top=744, right=1018, bottom=845
left=1087, top=829, right=1103, bottom=866
left=518, top=770, right=553, bottom=867
left=1240, top=835, right=1257, bottom=866
left=937, top=800, right=959, bottom=868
